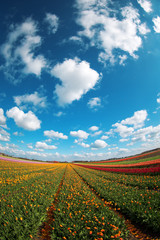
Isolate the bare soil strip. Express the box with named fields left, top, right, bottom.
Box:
left=34, top=166, right=67, bottom=240
left=71, top=165, right=160, bottom=240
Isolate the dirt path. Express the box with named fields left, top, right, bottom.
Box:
left=34, top=166, right=67, bottom=240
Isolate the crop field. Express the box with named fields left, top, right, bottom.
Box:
left=0, top=152, right=160, bottom=240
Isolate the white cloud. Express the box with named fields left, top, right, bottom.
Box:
left=44, top=130, right=68, bottom=139
left=69, top=36, right=83, bottom=43
left=88, top=97, right=101, bottom=109
left=112, top=110, right=147, bottom=138
left=132, top=124, right=160, bottom=143
left=101, top=135, right=109, bottom=140
left=45, top=138, right=52, bottom=143
left=6, top=107, right=41, bottom=131
left=26, top=151, right=53, bottom=159
left=89, top=126, right=99, bottom=131
left=121, top=110, right=147, bottom=128
left=51, top=58, right=100, bottom=106
left=0, top=134, right=10, bottom=142
left=0, top=108, right=6, bottom=126
left=70, top=130, right=89, bottom=139
left=54, top=111, right=64, bottom=117
left=75, top=1, right=150, bottom=64
left=1, top=18, right=46, bottom=83
left=13, top=131, right=23, bottom=136
left=6, top=143, right=18, bottom=148
left=113, top=123, right=134, bottom=138
left=153, top=16, right=160, bottom=33
left=45, top=13, right=59, bottom=34
left=91, top=139, right=107, bottom=149
left=0, top=128, right=10, bottom=136
left=0, top=127, right=10, bottom=142
left=121, top=110, right=148, bottom=128
left=118, top=148, right=129, bottom=153
left=35, top=141, right=57, bottom=150
left=119, top=138, right=129, bottom=142
left=27, top=144, right=33, bottom=149
left=13, top=91, right=47, bottom=111
left=137, top=0, right=152, bottom=13
left=138, top=23, right=150, bottom=35
left=92, top=130, right=102, bottom=136
left=157, top=93, right=160, bottom=104
left=78, top=142, right=90, bottom=148
left=119, top=55, right=127, bottom=66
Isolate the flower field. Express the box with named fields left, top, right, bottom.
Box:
left=0, top=159, right=66, bottom=239
left=0, top=154, right=160, bottom=239
left=74, top=150, right=160, bottom=174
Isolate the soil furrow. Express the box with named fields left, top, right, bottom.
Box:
left=34, top=166, right=67, bottom=240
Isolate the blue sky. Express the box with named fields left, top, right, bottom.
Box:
left=0, top=0, right=160, bottom=161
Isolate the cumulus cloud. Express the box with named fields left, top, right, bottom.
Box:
left=35, top=141, right=57, bottom=150
left=51, top=58, right=100, bottom=106
left=70, top=130, right=89, bottom=139
left=138, top=23, right=150, bottom=35
left=44, top=13, right=59, bottom=34
left=121, top=110, right=147, bottom=129
left=112, top=110, right=147, bottom=138
left=101, top=135, right=109, bottom=140
left=75, top=0, right=150, bottom=64
left=92, top=130, right=102, bottom=137
left=88, top=97, right=101, bottom=109
left=1, top=18, right=46, bottom=83
left=113, top=123, right=134, bottom=138
left=153, top=16, right=160, bottom=33
left=137, top=0, right=152, bottom=13
left=0, top=108, right=6, bottom=126
left=132, top=124, right=160, bottom=143
left=89, top=126, right=99, bottom=131
left=91, top=139, right=108, bottom=149
left=44, top=130, right=68, bottom=139
left=14, top=91, right=47, bottom=111
left=77, top=142, right=90, bottom=148
left=0, top=129, right=10, bottom=142
left=6, top=107, right=41, bottom=131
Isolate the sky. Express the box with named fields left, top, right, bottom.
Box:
left=0, top=0, right=160, bottom=162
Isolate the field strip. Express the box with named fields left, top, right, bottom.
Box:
left=35, top=165, right=67, bottom=240
left=71, top=164, right=160, bottom=240
left=75, top=163, right=160, bottom=174
left=76, top=167, right=160, bottom=191
left=76, top=159, right=160, bottom=168
left=92, top=149, right=160, bottom=164
left=1, top=166, right=63, bottom=199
